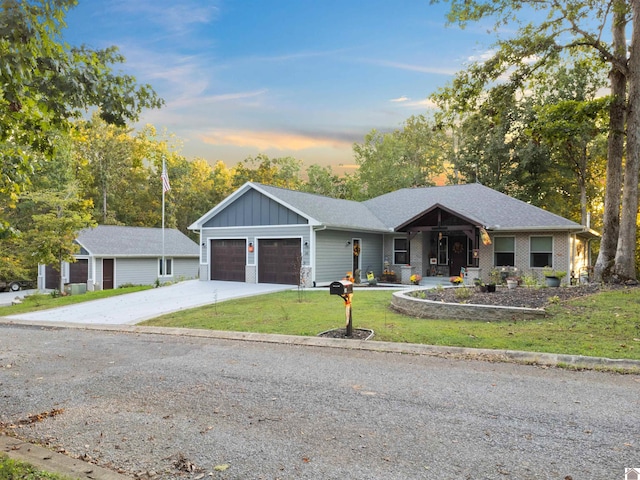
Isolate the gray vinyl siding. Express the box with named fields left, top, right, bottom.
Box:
left=115, top=258, right=157, bottom=286
left=204, top=189, right=308, bottom=228
left=92, top=257, right=198, bottom=288
left=315, top=229, right=383, bottom=285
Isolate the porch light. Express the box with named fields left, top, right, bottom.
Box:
left=248, top=242, right=254, bottom=252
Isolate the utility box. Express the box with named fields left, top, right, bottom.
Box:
left=329, top=280, right=353, bottom=295
left=64, top=283, right=87, bottom=295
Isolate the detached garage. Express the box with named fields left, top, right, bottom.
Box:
left=38, top=226, right=200, bottom=291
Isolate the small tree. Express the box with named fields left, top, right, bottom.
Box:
left=25, top=186, right=96, bottom=291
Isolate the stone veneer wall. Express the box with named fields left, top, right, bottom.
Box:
left=391, top=290, right=546, bottom=322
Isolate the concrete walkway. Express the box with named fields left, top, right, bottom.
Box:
left=3, top=280, right=293, bottom=325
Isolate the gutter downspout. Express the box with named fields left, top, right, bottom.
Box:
left=311, top=225, right=327, bottom=287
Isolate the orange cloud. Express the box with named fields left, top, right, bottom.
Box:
left=199, top=129, right=352, bottom=151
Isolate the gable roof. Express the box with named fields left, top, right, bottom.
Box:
left=190, top=181, right=594, bottom=234
left=76, top=226, right=199, bottom=257
left=364, top=183, right=587, bottom=231
left=189, top=182, right=391, bottom=232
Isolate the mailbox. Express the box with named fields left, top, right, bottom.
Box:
left=329, top=280, right=353, bottom=295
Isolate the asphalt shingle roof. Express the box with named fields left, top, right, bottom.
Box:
left=192, top=182, right=586, bottom=233
left=77, top=225, right=199, bottom=257
left=363, top=183, right=583, bottom=230
left=257, top=184, right=391, bottom=231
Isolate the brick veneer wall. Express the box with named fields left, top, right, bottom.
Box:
left=478, top=231, right=571, bottom=284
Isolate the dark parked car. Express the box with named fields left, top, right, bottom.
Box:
left=0, top=279, right=35, bottom=292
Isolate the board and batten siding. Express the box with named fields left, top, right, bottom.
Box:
left=199, top=225, right=312, bottom=282
left=314, top=229, right=383, bottom=285
left=203, top=189, right=308, bottom=228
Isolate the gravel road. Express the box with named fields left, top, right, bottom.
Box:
left=1, top=324, right=638, bottom=479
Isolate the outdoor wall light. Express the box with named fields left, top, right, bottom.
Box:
left=345, top=240, right=351, bottom=246
left=248, top=242, right=254, bottom=253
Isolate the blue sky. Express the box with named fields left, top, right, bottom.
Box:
left=62, top=1, right=494, bottom=172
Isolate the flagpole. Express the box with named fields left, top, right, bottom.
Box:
left=160, top=156, right=171, bottom=278
left=161, top=156, right=166, bottom=278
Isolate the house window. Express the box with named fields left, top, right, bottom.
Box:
left=494, top=237, right=515, bottom=266
left=159, top=258, right=173, bottom=276
left=438, top=236, right=449, bottom=265
left=530, top=236, right=553, bottom=268
left=394, top=238, right=409, bottom=264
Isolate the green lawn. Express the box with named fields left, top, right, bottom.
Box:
left=141, top=287, right=640, bottom=360
left=0, top=285, right=152, bottom=316
left=0, top=453, right=72, bottom=480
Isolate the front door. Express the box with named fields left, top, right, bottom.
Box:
left=352, top=238, right=361, bottom=280
left=450, top=236, right=467, bottom=277
left=103, top=258, right=114, bottom=289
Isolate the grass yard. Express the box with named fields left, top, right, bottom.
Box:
left=0, top=453, right=71, bottom=480
left=0, top=285, right=152, bottom=316
left=141, top=287, right=640, bottom=360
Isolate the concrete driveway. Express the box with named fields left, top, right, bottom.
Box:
left=2, top=280, right=293, bottom=325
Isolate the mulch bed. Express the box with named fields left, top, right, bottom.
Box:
left=418, top=284, right=614, bottom=309
left=318, top=328, right=374, bottom=340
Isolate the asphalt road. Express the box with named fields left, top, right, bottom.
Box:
left=1, top=325, right=638, bottom=479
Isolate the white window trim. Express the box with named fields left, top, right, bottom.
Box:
left=159, top=257, right=173, bottom=277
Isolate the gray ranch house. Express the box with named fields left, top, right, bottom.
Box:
left=38, top=225, right=199, bottom=290
left=189, top=182, right=598, bottom=287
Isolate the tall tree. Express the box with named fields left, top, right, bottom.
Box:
left=73, top=113, right=136, bottom=224
left=231, top=154, right=303, bottom=189
left=353, top=115, right=450, bottom=199
left=431, top=0, right=638, bottom=281
left=0, top=0, right=162, bottom=219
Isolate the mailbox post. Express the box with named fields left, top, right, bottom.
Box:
left=329, top=280, right=354, bottom=337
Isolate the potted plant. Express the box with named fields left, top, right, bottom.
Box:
left=487, top=268, right=501, bottom=292
left=542, top=266, right=566, bottom=287
left=474, top=278, right=488, bottom=293
left=410, top=273, right=422, bottom=285
left=449, top=275, right=464, bottom=286
left=506, top=277, right=519, bottom=289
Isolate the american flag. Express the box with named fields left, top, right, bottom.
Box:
left=161, top=164, right=171, bottom=193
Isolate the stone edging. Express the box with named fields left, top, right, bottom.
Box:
left=390, top=290, right=547, bottom=322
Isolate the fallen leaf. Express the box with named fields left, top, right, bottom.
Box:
left=214, top=464, right=230, bottom=472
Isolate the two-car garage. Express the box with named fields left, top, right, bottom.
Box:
left=210, top=238, right=301, bottom=285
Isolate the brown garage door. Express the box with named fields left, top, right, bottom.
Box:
left=258, top=238, right=301, bottom=285
left=211, top=239, right=246, bottom=282
left=45, top=265, right=60, bottom=290
left=69, top=259, right=88, bottom=283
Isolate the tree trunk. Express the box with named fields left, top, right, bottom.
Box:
left=594, top=5, right=626, bottom=282
left=613, top=0, right=640, bottom=281
left=579, top=143, right=588, bottom=226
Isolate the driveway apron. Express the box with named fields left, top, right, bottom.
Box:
left=3, top=280, right=292, bottom=325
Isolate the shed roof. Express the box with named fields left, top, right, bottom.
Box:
left=76, top=225, right=199, bottom=257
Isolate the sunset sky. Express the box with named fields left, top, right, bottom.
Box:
left=62, top=1, right=495, bottom=172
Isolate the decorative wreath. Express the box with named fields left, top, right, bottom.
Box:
left=452, top=241, right=464, bottom=254
left=353, top=244, right=361, bottom=256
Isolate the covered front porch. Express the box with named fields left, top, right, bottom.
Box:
left=386, top=205, right=487, bottom=283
